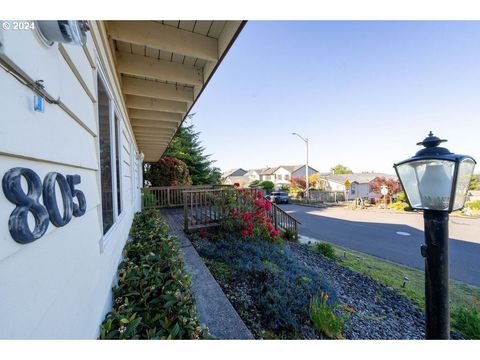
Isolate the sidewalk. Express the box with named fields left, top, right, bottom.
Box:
left=161, top=208, right=254, bottom=340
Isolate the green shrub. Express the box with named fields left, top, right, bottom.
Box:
left=260, top=180, right=275, bottom=193
left=316, top=242, right=335, bottom=259
left=99, top=210, right=209, bottom=339
left=283, top=228, right=296, bottom=241
left=388, top=202, right=410, bottom=211
left=309, top=292, right=347, bottom=339
left=451, top=303, right=480, bottom=339
left=142, top=191, right=157, bottom=208
left=465, top=200, right=480, bottom=211
left=396, top=191, right=407, bottom=202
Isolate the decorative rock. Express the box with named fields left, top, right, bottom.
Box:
left=288, top=242, right=426, bottom=340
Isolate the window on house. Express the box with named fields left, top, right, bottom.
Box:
left=98, top=75, right=114, bottom=234
left=114, top=113, right=122, bottom=215
left=277, top=174, right=282, bottom=180
left=97, top=73, right=123, bottom=235
left=285, top=174, right=290, bottom=180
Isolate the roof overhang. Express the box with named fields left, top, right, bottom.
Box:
left=104, top=20, right=246, bottom=162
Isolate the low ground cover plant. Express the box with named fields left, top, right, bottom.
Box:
left=195, top=235, right=340, bottom=338
left=99, top=210, right=209, bottom=339
left=451, top=300, right=480, bottom=339
left=309, top=292, right=351, bottom=339
left=315, top=242, right=335, bottom=259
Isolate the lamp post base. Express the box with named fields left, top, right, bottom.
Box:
left=422, top=210, right=450, bottom=340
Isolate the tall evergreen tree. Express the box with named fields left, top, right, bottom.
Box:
left=163, top=123, right=221, bottom=185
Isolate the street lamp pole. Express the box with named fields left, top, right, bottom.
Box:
left=394, top=132, right=476, bottom=339
left=292, top=133, right=309, bottom=198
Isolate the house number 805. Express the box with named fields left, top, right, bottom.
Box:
left=2, top=167, right=87, bottom=244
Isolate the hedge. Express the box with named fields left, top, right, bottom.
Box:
left=99, top=209, right=209, bottom=339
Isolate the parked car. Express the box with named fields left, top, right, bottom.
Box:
left=270, top=191, right=290, bottom=204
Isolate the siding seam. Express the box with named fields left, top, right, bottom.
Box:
left=58, top=44, right=96, bottom=103
left=0, top=151, right=99, bottom=171
left=82, top=44, right=96, bottom=69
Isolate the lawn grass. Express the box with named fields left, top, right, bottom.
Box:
left=313, top=243, right=480, bottom=336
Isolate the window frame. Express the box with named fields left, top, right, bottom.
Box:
left=96, top=63, right=126, bottom=247
left=113, top=107, right=124, bottom=217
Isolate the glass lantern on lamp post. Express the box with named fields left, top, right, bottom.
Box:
left=394, top=131, right=476, bottom=339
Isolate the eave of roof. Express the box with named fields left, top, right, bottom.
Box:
left=104, top=20, right=246, bottom=162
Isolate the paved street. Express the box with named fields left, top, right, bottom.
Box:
left=280, top=204, right=480, bottom=286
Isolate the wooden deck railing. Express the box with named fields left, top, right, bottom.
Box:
left=182, top=187, right=300, bottom=240
left=142, top=185, right=231, bottom=209
left=183, top=189, right=225, bottom=230
left=267, top=203, right=300, bottom=241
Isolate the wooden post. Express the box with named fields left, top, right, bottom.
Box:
left=274, top=207, right=278, bottom=229
left=183, top=192, right=188, bottom=232
left=167, top=188, right=171, bottom=207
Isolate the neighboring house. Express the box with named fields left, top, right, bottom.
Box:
left=223, top=175, right=251, bottom=188
left=225, top=165, right=319, bottom=189
left=222, top=168, right=247, bottom=183
left=244, top=168, right=268, bottom=182
left=269, top=165, right=319, bottom=187
left=0, top=20, right=244, bottom=339
left=320, top=173, right=398, bottom=200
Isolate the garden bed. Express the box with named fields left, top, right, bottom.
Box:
left=191, top=232, right=428, bottom=339
left=99, top=210, right=209, bottom=340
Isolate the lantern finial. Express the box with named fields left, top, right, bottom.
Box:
left=416, top=132, right=447, bottom=148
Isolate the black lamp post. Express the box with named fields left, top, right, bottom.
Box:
left=394, top=132, right=476, bottom=339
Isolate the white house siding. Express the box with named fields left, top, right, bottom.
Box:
left=0, top=23, right=141, bottom=338
left=273, top=167, right=291, bottom=186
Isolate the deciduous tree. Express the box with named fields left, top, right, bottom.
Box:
left=290, top=177, right=306, bottom=189
left=330, top=164, right=353, bottom=174
left=370, top=176, right=400, bottom=197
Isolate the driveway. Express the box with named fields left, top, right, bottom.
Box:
left=280, top=204, right=480, bottom=286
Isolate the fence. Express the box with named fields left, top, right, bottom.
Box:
left=266, top=203, right=299, bottom=241
left=183, top=189, right=225, bottom=230
left=293, top=190, right=345, bottom=204
left=142, top=185, right=230, bottom=209
left=183, top=187, right=300, bottom=240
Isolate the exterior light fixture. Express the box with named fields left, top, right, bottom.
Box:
left=394, top=131, right=476, bottom=339
left=35, top=21, right=89, bottom=46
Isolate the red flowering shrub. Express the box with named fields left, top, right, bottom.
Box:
left=219, top=188, right=282, bottom=243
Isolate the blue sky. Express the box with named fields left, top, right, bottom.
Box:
left=190, top=21, right=480, bottom=174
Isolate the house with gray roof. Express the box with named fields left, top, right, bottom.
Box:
left=320, top=173, right=398, bottom=200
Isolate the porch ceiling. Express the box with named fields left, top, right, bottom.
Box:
left=105, top=20, right=246, bottom=162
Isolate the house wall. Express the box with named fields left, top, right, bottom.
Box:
left=261, top=174, right=275, bottom=181
left=0, top=22, right=142, bottom=339
left=349, top=183, right=370, bottom=200
left=246, top=171, right=261, bottom=181
left=273, top=167, right=291, bottom=186
left=325, top=180, right=345, bottom=192
left=291, top=166, right=317, bottom=178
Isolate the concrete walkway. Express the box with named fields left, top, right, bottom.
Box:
left=161, top=208, right=254, bottom=339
